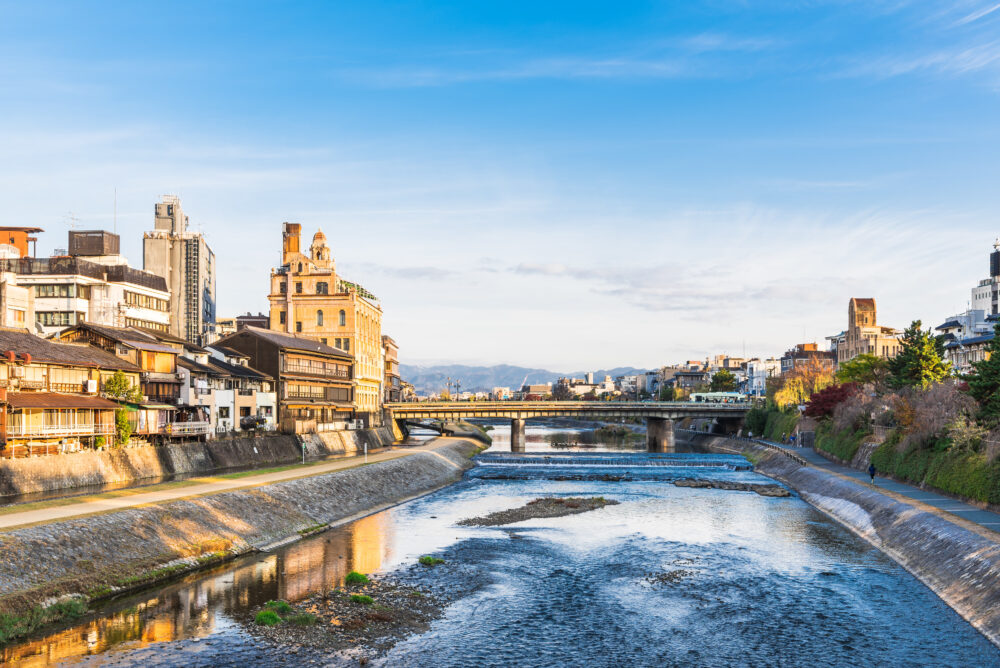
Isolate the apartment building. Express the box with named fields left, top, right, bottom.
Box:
left=144, top=195, right=216, bottom=344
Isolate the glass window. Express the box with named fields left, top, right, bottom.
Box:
left=296, top=321, right=302, bottom=333
left=339, top=310, right=346, bottom=326
left=317, top=282, right=328, bottom=295
left=279, top=282, right=286, bottom=294
left=317, top=310, right=323, bottom=326
left=279, top=311, right=286, bottom=325
left=295, top=282, right=302, bottom=294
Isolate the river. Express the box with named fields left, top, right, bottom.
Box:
left=4, top=422, right=998, bottom=666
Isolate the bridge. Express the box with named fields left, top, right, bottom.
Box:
left=384, top=401, right=751, bottom=452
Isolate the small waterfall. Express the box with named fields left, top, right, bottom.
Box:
left=469, top=451, right=753, bottom=481
left=851, top=441, right=882, bottom=469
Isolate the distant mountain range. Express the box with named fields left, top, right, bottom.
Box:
left=399, top=363, right=651, bottom=394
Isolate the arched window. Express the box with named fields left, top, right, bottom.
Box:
left=339, top=310, right=346, bottom=326
left=316, top=282, right=328, bottom=295
left=297, top=262, right=303, bottom=273
left=317, top=310, right=324, bottom=326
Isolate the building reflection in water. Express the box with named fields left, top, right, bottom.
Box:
left=2, top=511, right=395, bottom=666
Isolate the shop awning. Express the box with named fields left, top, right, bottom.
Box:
left=7, top=392, right=119, bottom=410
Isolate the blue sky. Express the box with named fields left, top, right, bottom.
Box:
left=2, top=1, right=1000, bottom=369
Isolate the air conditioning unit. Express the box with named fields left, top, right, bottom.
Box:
left=85, top=379, right=98, bottom=393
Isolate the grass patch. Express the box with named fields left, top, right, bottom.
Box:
left=254, top=610, right=282, bottom=626
left=344, top=570, right=369, bottom=586
left=350, top=594, right=374, bottom=605
left=87, top=585, right=113, bottom=599
left=418, top=556, right=445, bottom=567
left=287, top=612, right=318, bottom=626
left=297, top=523, right=328, bottom=536
left=0, top=598, right=88, bottom=644
left=815, top=424, right=869, bottom=461
left=264, top=599, right=293, bottom=615
left=114, top=563, right=189, bottom=588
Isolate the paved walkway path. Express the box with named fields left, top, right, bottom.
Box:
left=761, top=438, right=1000, bottom=532
left=0, top=439, right=464, bottom=531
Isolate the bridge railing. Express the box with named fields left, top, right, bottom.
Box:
left=385, top=401, right=752, bottom=411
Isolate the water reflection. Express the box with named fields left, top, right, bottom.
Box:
left=3, top=514, right=390, bottom=666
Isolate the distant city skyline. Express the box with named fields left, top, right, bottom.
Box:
left=2, top=1, right=1000, bottom=369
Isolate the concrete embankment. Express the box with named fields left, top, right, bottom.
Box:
left=688, top=433, right=1000, bottom=647
left=0, top=438, right=481, bottom=616
left=0, top=427, right=394, bottom=497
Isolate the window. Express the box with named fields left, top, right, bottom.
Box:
left=295, top=282, right=302, bottom=294
left=321, top=338, right=327, bottom=344
left=317, top=310, right=323, bottom=326
left=339, top=310, right=346, bottom=326
left=240, top=406, right=251, bottom=417
left=279, top=282, right=287, bottom=294
left=296, top=321, right=302, bottom=333
left=35, top=311, right=77, bottom=327
left=279, top=311, right=286, bottom=325
left=124, top=291, right=168, bottom=311
left=34, top=284, right=75, bottom=298
left=317, top=282, right=328, bottom=295
left=218, top=407, right=230, bottom=418
left=343, top=338, right=350, bottom=352
left=297, top=263, right=303, bottom=273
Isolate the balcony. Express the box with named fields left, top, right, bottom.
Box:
left=283, top=362, right=351, bottom=379
left=165, top=421, right=212, bottom=436
left=237, top=388, right=254, bottom=396
left=6, top=423, right=114, bottom=438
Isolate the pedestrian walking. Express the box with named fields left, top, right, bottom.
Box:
left=868, top=463, right=876, bottom=485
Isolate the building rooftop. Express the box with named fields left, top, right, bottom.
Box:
left=220, top=326, right=353, bottom=359
left=0, top=328, right=140, bottom=371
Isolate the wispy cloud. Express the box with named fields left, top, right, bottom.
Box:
left=955, top=2, right=1000, bottom=26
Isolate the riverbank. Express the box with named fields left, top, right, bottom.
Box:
left=685, top=432, right=1000, bottom=648
left=0, top=427, right=394, bottom=499
left=0, top=437, right=483, bottom=646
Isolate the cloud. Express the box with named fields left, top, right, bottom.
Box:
left=350, top=263, right=459, bottom=280
left=955, top=2, right=1000, bottom=26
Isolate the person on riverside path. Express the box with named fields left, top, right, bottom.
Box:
left=868, top=463, right=877, bottom=485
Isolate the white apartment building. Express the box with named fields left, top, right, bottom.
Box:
left=5, top=231, right=170, bottom=337
left=745, top=357, right=781, bottom=397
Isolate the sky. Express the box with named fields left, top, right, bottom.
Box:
left=1, top=1, right=1000, bottom=371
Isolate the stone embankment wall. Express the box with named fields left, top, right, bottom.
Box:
left=688, top=433, right=1000, bottom=648
left=0, top=438, right=481, bottom=612
left=0, top=427, right=395, bottom=497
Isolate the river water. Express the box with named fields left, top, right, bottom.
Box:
left=4, top=423, right=999, bottom=667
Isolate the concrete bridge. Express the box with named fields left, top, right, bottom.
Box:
left=384, top=401, right=751, bottom=452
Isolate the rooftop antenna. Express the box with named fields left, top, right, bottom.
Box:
left=64, top=212, right=79, bottom=230
left=114, top=188, right=117, bottom=235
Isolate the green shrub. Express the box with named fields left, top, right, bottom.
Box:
left=255, top=610, right=281, bottom=626
left=350, top=594, right=374, bottom=605
left=744, top=407, right=768, bottom=436
left=94, top=436, right=106, bottom=449
left=344, top=570, right=369, bottom=586
left=814, top=424, right=868, bottom=461
left=418, top=556, right=445, bottom=566
left=264, top=600, right=293, bottom=615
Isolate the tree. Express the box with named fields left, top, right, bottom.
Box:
left=804, top=383, right=859, bottom=420
left=888, top=320, right=951, bottom=390
left=103, top=370, right=142, bottom=402
left=709, top=369, right=738, bottom=392
left=966, top=323, right=1000, bottom=423
left=836, top=354, right=889, bottom=391
left=114, top=408, right=132, bottom=447
left=552, top=383, right=574, bottom=401
left=658, top=386, right=677, bottom=401
left=769, top=358, right=834, bottom=408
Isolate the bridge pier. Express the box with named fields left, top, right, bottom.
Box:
left=510, top=418, right=526, bottom=452
left=646, top=417, right=674, bottom=453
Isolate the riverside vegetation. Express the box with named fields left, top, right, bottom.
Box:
left=749, top=321, right=1000, bottom=506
